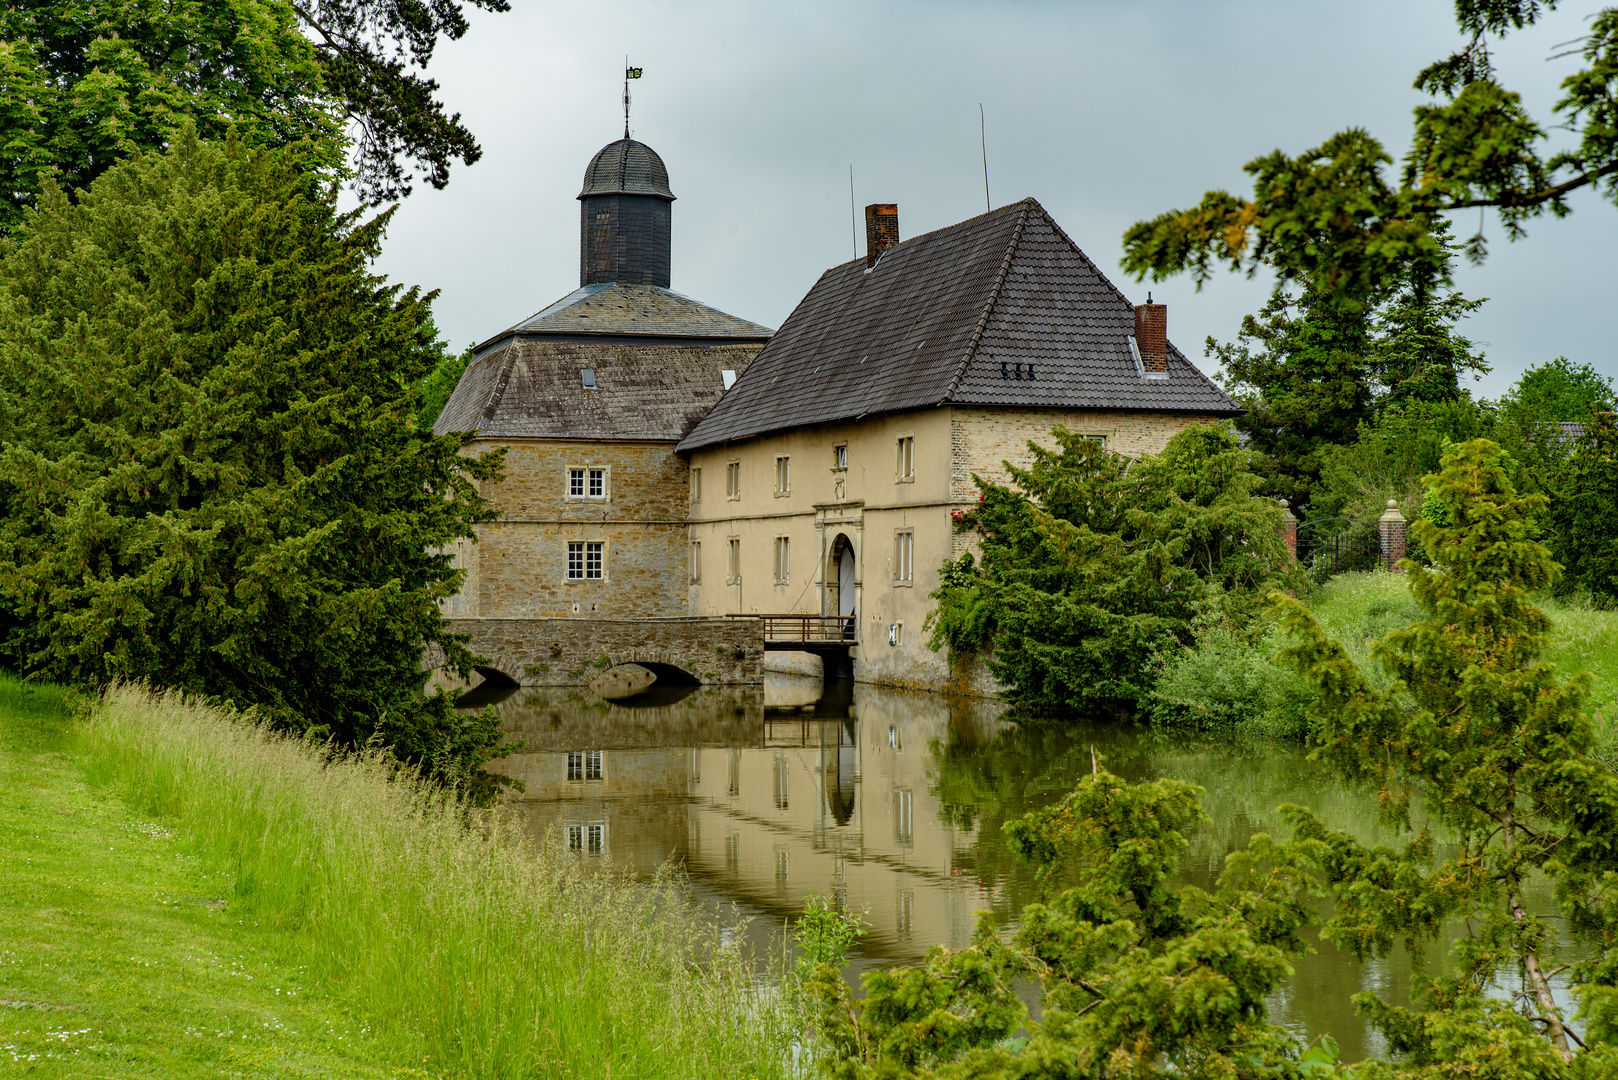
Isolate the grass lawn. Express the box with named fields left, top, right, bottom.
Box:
left=0, top=681, right=402, bottom=1078
left=1308, top=572, right=1618, bottom=716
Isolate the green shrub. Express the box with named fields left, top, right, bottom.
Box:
left=1151, top=622, right=1316, bottom=739
left=1550, top=408, right=1618, bottom=603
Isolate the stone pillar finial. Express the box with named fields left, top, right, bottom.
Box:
left=1378, top=499, right=1407, bottom=573
left=1277, top=503, right=1298, bottom=562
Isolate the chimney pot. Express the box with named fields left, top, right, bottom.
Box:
left=864, top=204, right=899, bottom=268
left=1134, top=301, right=1168, bottom=374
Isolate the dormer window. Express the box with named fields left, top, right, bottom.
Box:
left=581, top=368, right=597, bottom=389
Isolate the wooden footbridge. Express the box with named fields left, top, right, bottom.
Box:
left=728, top=614, right=858, bottom=679
left=727, top=614, right=856, bottom=655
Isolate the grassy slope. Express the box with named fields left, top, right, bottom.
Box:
left=1309, top=572, right=1618, bottom=718
left=1152, top=571, right=1618, bottom=746
left=5, top=681, right=796, bottom=1080
left=0, top=681, right=397, bottom=1078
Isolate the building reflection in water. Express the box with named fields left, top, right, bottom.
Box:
left=485, top=674, right=1012, bottom=965
left=476, top=672, right=1488, bottom=1062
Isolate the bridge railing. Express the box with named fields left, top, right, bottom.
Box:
left=727, top=613, right=857, bottom=643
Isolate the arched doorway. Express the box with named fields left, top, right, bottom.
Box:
left=830, top=534, right=857, bottom=623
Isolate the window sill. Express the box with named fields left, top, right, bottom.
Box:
left=891, top=580, right=914, bottom=588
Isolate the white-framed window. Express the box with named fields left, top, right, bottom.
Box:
left=774, top=455, right=791, bottom=496
left=894, top=529, right=914, bottom=585
left=896, top=436, right=914, bottom=482
left=773, top=755, right=789, bottom=810
left=567, top=541, right=604, bottom=580
left=567, top=821, right=606, bottom=855
left=690, top=541, right=702, bottom=584
left=727, top=537, right=741, bottom=584
left=726, top=461, right=741, bottom=500
left=566, top=750, right=603, bottom=781
left=894, top=788, right=914, bottom=845
left=773, top=536, right=790, bottom=584
left=690, top=467, right=701, bottom=503
left=568, top=467, right=607, bottom=499
left=833, top=444, right=847, bottom=469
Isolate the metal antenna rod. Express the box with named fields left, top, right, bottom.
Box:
left=980, top=104, right=990, bottom=212
left=850, top=165, right=857, bottom=259
left=624, top=56, right=631, bottom=138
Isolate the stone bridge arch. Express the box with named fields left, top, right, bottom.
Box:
left=443, top=617, right=764, bottom=688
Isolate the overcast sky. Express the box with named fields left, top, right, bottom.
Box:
left=361, top=0, right=1616, bottom=398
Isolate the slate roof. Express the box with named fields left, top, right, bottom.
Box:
left=677, top=198, right=1239, bottom=453
left=579, top=138, right=675, bottom=200
left=433, top=339, right=763, bottom=441
left=478, top=283, right=772, bottom=350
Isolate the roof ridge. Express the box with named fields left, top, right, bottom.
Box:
left=940, top=198, right=1034, bottom=403
left=478, top=345, right=520, bottom=428
left=1035, top=203, right=1139, bottom=311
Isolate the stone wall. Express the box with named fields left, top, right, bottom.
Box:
left=442, top=439, right=692, bottom=619
left=449, top=616, right=764, bottom=686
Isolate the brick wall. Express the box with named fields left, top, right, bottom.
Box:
left=950, top=407, right=1214, bottom=504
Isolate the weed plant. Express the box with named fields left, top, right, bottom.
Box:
left=80, top=685, right=797, bottom=1079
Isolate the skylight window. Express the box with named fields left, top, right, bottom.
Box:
left=721, top=369, right=737, bottom=390
left=581, top=368, right=597, bottom=389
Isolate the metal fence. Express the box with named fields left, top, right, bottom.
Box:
left=1296, top=517, right=1381, bottom=580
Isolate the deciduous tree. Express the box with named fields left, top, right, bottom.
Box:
left=1123, top=4, right=1618, bottom=298
left=0, top=0, right=509, bottom=230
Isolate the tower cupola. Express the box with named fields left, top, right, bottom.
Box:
left=578, top=138, right=675, bottom=287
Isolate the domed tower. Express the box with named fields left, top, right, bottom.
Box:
left=578, top=138, right=674, bottom=287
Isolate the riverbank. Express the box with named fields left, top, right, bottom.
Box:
left=0, top=679, right=795, bottom=1078
left=1153, top=570, right=1618, bottom=752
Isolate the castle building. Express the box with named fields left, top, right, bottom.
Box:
left=434, top=138, right=771, bottom=622
left=677, top=200, right=1241, bottom=692
left=436, top=138, right=1239, bottom=695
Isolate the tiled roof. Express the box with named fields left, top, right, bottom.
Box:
left=479, top=283, right=772, bottom=349
left=434, top=339, right=763, bottom=441
left=677, top=199, right=1240, bottom=453
left=578, top=138, right=674, bottom=200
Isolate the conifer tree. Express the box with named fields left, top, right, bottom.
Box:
left=929, top=424, right=1293, bottom=710
left=0, top=132, right=508, bottom=793
left=1273, top=438, right=1618, bottom=1074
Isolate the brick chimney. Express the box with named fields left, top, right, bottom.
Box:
left=865, top=204, right=899, bottom=268
left=1134, top=297, right=1167, bottom=374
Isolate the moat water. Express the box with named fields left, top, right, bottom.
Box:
left=467, top=673, right=1556, bottom=1062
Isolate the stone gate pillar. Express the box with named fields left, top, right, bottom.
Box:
left=1276, top=505, right=1298, bottom=561
left=1378, top=500, right=1408, bottom=572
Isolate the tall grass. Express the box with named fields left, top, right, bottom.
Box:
left=82, top=685, right=798, bottom=1079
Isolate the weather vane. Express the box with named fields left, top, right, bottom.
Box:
left=624, top=59, right=643, bottom=139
